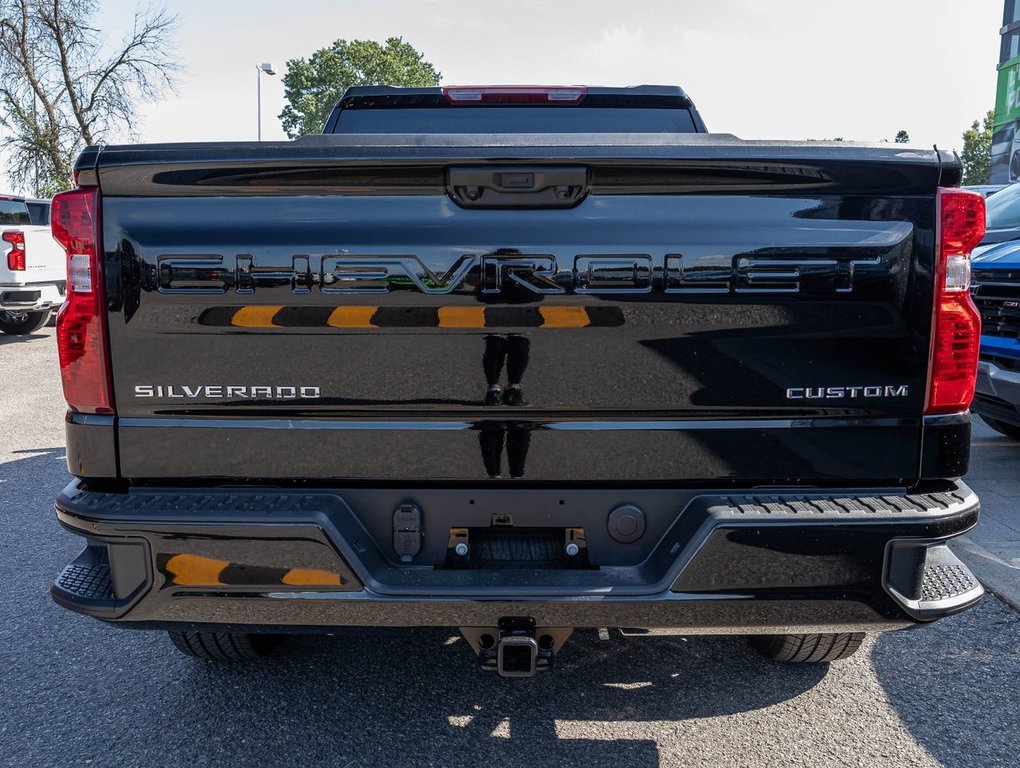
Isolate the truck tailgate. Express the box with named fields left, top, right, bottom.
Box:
left=90, top=135, right=946, bottom=484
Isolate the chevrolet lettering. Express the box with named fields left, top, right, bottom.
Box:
left=156, top=252, right=890, bottom=296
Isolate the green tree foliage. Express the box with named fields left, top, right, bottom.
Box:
left=895, top=130, right=910, bottom=143
left=961, top=111, right=994, bottom=185
left=279, top=37, right=440, bottom=138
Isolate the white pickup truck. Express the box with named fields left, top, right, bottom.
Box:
left=0, top=194, right=64, bottom=335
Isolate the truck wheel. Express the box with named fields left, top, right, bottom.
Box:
left=980, top=416, right=1020, bottom=441
left=168, top=630, right=278, bottom=660
left=749, top=632, right=864, bottom=663
left=0, top=310, right=49, bottom=335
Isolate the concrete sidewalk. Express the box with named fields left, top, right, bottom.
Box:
left=953, top=418, right=1020, bottom=610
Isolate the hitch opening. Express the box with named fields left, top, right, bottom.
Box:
left=460, top=619, right=572, bottom=678
left=497, top=635, right=539, bottom=677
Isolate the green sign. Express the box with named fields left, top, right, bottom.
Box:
left=996, top=55, right=1020, bottom=128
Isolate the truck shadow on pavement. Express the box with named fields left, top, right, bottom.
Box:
left=158, top=629, right=828, bottom=767
left=0, top=330, right=49, bottom=345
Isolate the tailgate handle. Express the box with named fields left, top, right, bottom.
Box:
left=447, top=166, right=588, bottom=209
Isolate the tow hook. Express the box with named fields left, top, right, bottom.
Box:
left=460, top=619, right=572, bottom=678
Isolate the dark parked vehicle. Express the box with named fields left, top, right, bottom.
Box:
left=50, top=85, right=986, bottom=675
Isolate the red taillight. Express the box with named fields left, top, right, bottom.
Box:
left=3, top=230, right=25, bottom=270
left=442, top=85, right=586, bottom=104
left=52, top=186, right=114, bottom=415
left=924, top=188, right=986, bottom=415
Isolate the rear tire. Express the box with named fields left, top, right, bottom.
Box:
left=980, top=415, right=1020, bottom=441
left=168, top=630, right=278, bottom=661
left=0, top=310, right=49, bottom=335
left=749, top=632, right=865, bottom=663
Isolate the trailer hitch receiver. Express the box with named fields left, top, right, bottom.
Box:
left=497, top=635, right=539, bottom=678
left=460, top=618, right=572, bottom=678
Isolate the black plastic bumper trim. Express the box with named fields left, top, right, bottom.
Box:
left=54, top=481, right=979, bottom=598
left=51, top=480, right=981, bottom=631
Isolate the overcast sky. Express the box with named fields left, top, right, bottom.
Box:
left=66, top=1, right=1016, bottom=157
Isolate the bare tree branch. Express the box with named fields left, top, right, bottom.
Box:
left=0, top=0, right=179, bottom=195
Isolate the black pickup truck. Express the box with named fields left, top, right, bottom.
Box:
left=50, top=85, right=987, bottom=676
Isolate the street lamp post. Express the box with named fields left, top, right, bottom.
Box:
left=256, top=62, right=276, bottom=141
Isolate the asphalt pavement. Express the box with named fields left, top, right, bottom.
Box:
left=953, top=420, right=1020, bottom=610
left=2, top=326, right=1019, bottom=768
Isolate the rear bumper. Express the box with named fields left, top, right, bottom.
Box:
left=51, top=481, right=983, bottom=634
left=0, top=281, right=64, bottom=311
